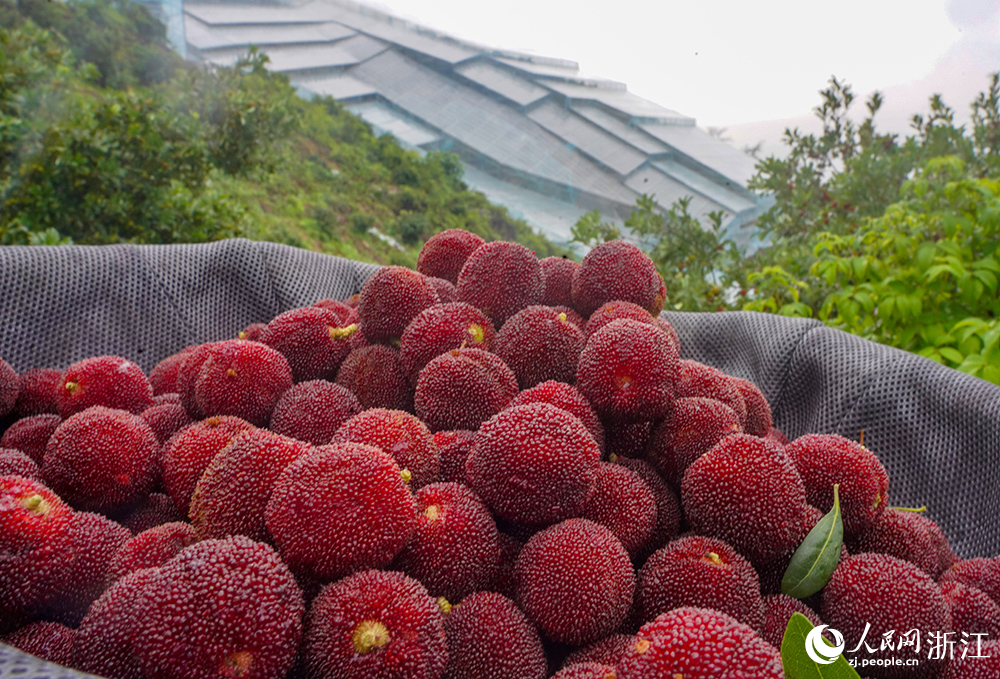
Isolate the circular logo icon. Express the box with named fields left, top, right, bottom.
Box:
left=805, top=625, right=846, bottom=664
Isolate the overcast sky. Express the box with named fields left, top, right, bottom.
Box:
left=366, top=0, right=1000, bottom=155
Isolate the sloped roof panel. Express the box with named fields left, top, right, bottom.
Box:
left=651, top=159, right=756, bottom=213
left=297, top=74, right=378, bottom=100
left=527, top=99, right=647, bottom=176
left=347, top=50, right=639, bottom=206
left=186, top=20, right=355, bottom=51
left=640, top=123, right=758, bottom=187
left=203, top=34, right=386, bottom=71
left=570, top=104, right=670, bottom=155
left=625, top=165, right=727, bottom=219
left=184, top=1, right=343, bottom=25
left=542, top=81, right=694, bottom=125
left=327, top=10, right=478, bottom=63
left=494, top=56, right=580, bottom=78
left=455, top=60, right=550, bottom=107
left=343, top=100, right=442, bottom=148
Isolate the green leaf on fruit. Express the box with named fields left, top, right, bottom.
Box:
left=781, top=484, right=844, bottom=599
left=781, top=613, right=861, bottom=679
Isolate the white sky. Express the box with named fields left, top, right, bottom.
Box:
left=366, top=0, right=1000, bottom=153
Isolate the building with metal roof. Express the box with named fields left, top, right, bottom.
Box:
left=170, top=0, right=768, bottom=249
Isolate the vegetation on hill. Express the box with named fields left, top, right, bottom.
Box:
left=0, top=0, right=564, bottom=265
left=574, top=75, right=1000, bottom=384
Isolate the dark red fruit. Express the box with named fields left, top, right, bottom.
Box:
left=442, top=591, right=546, bottom=679
left=562, top=634, right=636, bottom=669
left=265, top=442, right=418, bottom=581
left=189, top=429, right=311, bottom=541
left=467, top=403, right=600, bottom=526
left=148, top=347, right=197, bottom=396
left=617, top=607, right=784, bottom=678
left=0, top=359, right=18, bottom=419
left=335, top=344, right=414, bottom=412
left=175, top=343, right=218, bottom=419
left=191, top=340, right=293, bottom=427
left=580, top=462, right=657, bottom=558
left=162, top=415, right=255, bottom=515
left=638, top=535, right=764, bottom=631
left=425, top=275, right=457, bottom=303
left=434, top=430, right=476, bottom=484
left=603, top=420, right=653, bottom=459
left=43, top=406, right=159, bottom=513
left=732, top=378, right=772, bottom=437
left=553, top=305, right=586, bottom=331
left=551, top=662, right=617, bottom=678
left=108, top=522, right=198, bottom=584
left=823, top=553, right=950, bottom=678
left=785, top=433, right=890, bottom=538
left=119, top=492, right=186, bottom=535
left=646, top=397, right=742, bottom=487
left=612, top=457, right=681, bottom=558
left=940, top=557, right=1000, bottom=605
left=415, top=347, right=518, bottom=432
left=939, top=640, right=1000, bottom=679
left=332, top=408, right=440, bottom=489
left=674, top=360, right=747, bottom=426
left=260, top=306, right=359, bottom=383
left=848, top=508, right=940, bottom=576
left=493, top=305, right=586, bottom=388
left=393, top=482, right=500, bottom=601
left=269, top=380, right=361, bottom=446
left=761, top=593, right=823, bottom=650
left=134, top=537, right=304, bottom=679
left=571, top=240, right=661, bottom=317
left=491, top=532, right=524, bottom=600
left=681, top=433, right=809, bottom=565
left=1, top=621, right=75, bottom=667
left=515, top=518, right=634, bottom=645
left=539, top=256, right=579, bottom=308
left=0, top=476, right=78, bottom=624
left=238, top=322, right=267, bottom=342
left=507, top=380, right=605, bottom=452
left=457, top=240, right=544, bottom=326
left=584, top=300, right=655, bottom=337
left=0, top=448, right=39, bottom=480
left=55, top=356, right=155, bottom=418
left=139, top=401, right=195, bottom=445
left=358, top=265, right=440, bottom=345
left=304, top=569, right=447, bottom=679
left=418, top=228, right=486, bottom=284
left=73, top=567, right=155, bottom=679
left=12, top=368, right=61, bottom=418
left=0, top=413, right=61, bottom=464
left=400, top=302, right=496, bottom=385
left=940, top=580, right=1000, bottom=637
left=765, top=427, right=791, bottom=446
left=576, top=319, right=679, bottom=423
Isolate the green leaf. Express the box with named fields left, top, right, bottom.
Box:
left=782, top=485, right=844, bottom=598
left=781, top=613, right=861, bottom=679
left=939, top=347, right=965, bottom=364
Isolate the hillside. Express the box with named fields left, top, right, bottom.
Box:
left=0, top=0, right=566, bottom=265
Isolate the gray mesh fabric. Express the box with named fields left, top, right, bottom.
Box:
left=2, top=240, right=999, bottom=677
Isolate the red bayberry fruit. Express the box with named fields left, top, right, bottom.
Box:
left=43, top=406, right=159, bottom=513
left=189, top=429, right=312, bottom=541
left=56, top=356, right=154, bottom=418
left=848, top=508, right=940, bottom=576
left=333, top=408, right=440, bottom=489
left=539, top=256, right=579, bottom=308
left=335, top=344, right=414, bottom=412
left=0, top=413, right=61, bottom=465
left=418, top=228, right=487, bottom=284
left=516, top=518, right=634, bottom=645
left=457, top=240, right=544, bottom=326
left=119, top=492, right=186, bottom=535
left=551, top=662, right=617, bottom=679
left=939, top=557, right=1000, bottom=605
left=571, top=241, right=661, bottom=317
left=0, top=359, right=18, bottom=419
left=580, top=462, right=657, bottom=558
left=415, top=347, right=518, bottom=432
left=646, top=397, right=742, bottom=487
left=434, top=430, right=476, bottom=484
left=761, top=593, right=823, bottom=650
left=393, top=482, right=501, bottom=601
left=442, top=591, right=546, bottom=679
left=148, top=346, right=197, bottom=396
left=0, top=448, right=38, bottom=480
left=265, top=443, right=418, bottom=581
left=674, top=360, right=747, bottom=426
left=681, top=433, right=809, bottom=565
left=732, top=377, right=772, bottom=437
left=191, top=340, right=293, bottom=427
left=508, top=380, right=605, bottom=452
left=12, top=368, right=61, bottom=418
left=494, top=306, right=586, bottom=389
left=467, top=403, right=601, bottom=526
left=133, top=536, right=304, bottom=679
left=304, top=569, right=447, bottom=679
left=269, top=380, right=361, bottom=446
left=358, top=265, right=440, bottom=345
left=562, top=634, right=637, bottom=669
left=940, top=580, right=1000, bottom=637
left=939, top=640, right=1000, bottom=679
left=400, top=302, right=497, bottom=385
left=612, top=457, right=681, bottom=558
left=107, top=522, right=198, bottom=584
left=617, top=607, right=784, bottom=678
left=425, top=275, right=457, bottom=303
left=139, top=401, right=195, bottom=445
left=1, top=621, right=75, bottom=667
left=576, top=319, right=679, bottom=423
left=260, top=306, right=359, bottom=383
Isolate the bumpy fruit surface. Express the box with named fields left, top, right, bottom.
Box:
left=191, top=340, right=293, bottom=427
left=493, top=305, right=586, bottom=389
left=358, top=265, right=440, bottom=345
left=56, top=355, right=154, bottom=417
left=571, top=240, right=661, bottom=317
left=456, top=240, right=543, bottom=326
left=400, top=302, right=497, bottom=385
left=417, top=228, right=486, bottom=284
left=442, top=591, right=546, bottom=679
left=332, top=408, right=440, bottom=489
left=268, top=380, right=361, bottom=446
left=415, top=348, right=517, bottom=432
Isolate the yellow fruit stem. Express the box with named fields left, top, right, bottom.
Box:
left=467, top=323, right=485, bottom=344
left=705, top=552, right=723, bottom=565
left=437, top=597, right=452, bottom=614
left=352, top=620, right=390, bottom=655
left=221, top=651, right=253, bottom=678
left=400, top=469, right=412, bottom=485
left=21, top=494, right=48, bottom=516
left=329, top=323, right=359, bottom=341
left=424, top=504, right=441, bottom=522
left=64, top=381, right=79, bottom=395
left=226, top=368, right=238, bottom=378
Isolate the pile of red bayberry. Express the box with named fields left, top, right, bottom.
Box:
left=1, top=230, right=997, bottom=679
